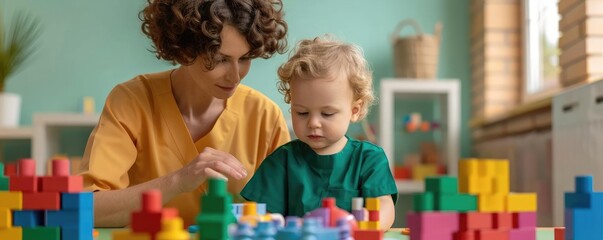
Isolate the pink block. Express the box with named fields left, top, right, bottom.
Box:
left=407, top=212, right=459, bottom=240
left=513, top=212, right=537, bottom=228
left=509, top=228, right=536, bottom=240
left=18, top=159, right=36, bottom=177
left=51, top=159, right=70, bottom=176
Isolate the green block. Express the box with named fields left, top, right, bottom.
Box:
left=0, top=162, right=4, bottom=176
left=435, top=193, right=477, bottom=212
left=196, top=214, right=232, bottom=240
left=413, top=192, right=434, bottom=211
left=0, top=177, right=8, bottom=191
left=23, top=227, right=60, bottom=240
left=425, top=176, right=458, bottom=194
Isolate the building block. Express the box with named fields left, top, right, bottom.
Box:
left=61, top=226, right=94, bottom=240
left=367, top=221, right=380, bottom=230
left=131, top=190, right=178, bottom=239
left=512, top=212, right=537, bottom=228
left=506, top=193, right=537, bottom=212
left=22, top=192, right=60, bottom=210
left=454, top=231, right=476, bottom=240
left=0, top=208, right=11, bottom=228
left=255, top=221, right=277, bottom=239
left=491, top=160, right=510, bottom=194
left=459, top=212, right=492, bottom=231
left=477, top=194, right=505, bottom=212
left=300, top=217, right=339, bottom=239
left=197, top=178, right=236, bottom=240
left=366, top=198, right=380, bottom=211
left=61, top=192, right=93, bottom=211
left=0, top=227, right=22, bottom=240
left=0, top=176, right=8, bottom=191
left=426, top=176, right=458, bottom=194
left=156, top=218, right=188, bottom=240
left=575, top=175, right=592, bottom=193
left=393, top=166, right=411, bottom=179
left=41, top=159, right=83, bottom=193
left=22, top=227, right=60, bottom=240
left=407, top=212, right=459, bottom=240
left=565, top=207, right=603, bottom=240
left=368, top=210, right=379, bottom=221
left=475, top=229, right=508, bottom=240
left=4, top=162, right=17, bottom=177
left=554, top=227, right=565, bottom=240
left=413, top=192, right=434, bottom=211
left=352, top=198, right=365, bottom=221
left=46, top=210, right=93, bottom=238
left=13, top=210, right=44, bottom=227
left=0, top=191, right=23, bottom=210
left=354, top=229, right=384, bottom=240
left=509, top=228, right=536, bottom=240
left=232, top=222, right=255, bottom=240
left=436, top=193, right=477, bottom=212
left=9, top=176, right=38, bottom=193
left=275, top=217, right=300, bottom=240
left=412, top=164, right=438, bottom=181
left=492, top=212, right=513, bottom=230
left=112, top=230, right=151, bottom=240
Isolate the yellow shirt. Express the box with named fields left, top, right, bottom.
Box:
left=80, top=70, right=290, bottom=226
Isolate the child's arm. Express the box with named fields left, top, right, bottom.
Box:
left=378, top=195, right=396, bottom=229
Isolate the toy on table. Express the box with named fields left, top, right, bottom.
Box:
left=408, top=158, right=538, bottom=240
left=564, top=175, right=603, bottom=239
left=402, top=112, right=440, bottom=133
left=393, top=142, right=446, bottom=181
left=0, top=158, right=94, bottom=240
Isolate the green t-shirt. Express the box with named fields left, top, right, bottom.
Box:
left=240, top=136, right=398, bottom=217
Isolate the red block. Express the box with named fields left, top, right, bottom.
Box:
left=353, top=229, right=384, bottom=240
left=492, top=212, right=513, bottom=230
left=10, top=176, right=38, bottom=192
left=394, top=166, right=411, bottom=179
left=41, top=176, right=83, bottom=193
left=369, top=210, right=379, bottom=221
left=4, top=163, right=17, bottom=177
left=476, top=229, right=509, bottom=240
left=554, top=227, right=565, bottom=240
left=22, top=192, right=60, bottom=210
left=460, top=212, right=493, bottom=231
left=131, top=190, right=178, bottom=240
left=454, top=231, right=476, bottom=240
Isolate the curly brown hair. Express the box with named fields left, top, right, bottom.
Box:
left=140, top=0, right=288, bottom=69
left=277, top=36, right=375, bottom=120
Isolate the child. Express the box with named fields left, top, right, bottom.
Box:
left=240, top=36, right=397, bottom=229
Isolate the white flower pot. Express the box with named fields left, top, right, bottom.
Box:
left=0, top=92, right=22, bottom=127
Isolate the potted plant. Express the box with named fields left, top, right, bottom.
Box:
left=0, top=11, right=41, bottom=127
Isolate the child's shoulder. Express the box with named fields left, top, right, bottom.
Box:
left=346, top=136, right=385, bottom=152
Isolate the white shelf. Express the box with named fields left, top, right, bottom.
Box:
left=0, top=127, right=33, bottom=139
left=396, top=180, right=425, bottom=193
left=379, top=79, right=460, bottom=193
left=32, top=113, right=100, bottom=174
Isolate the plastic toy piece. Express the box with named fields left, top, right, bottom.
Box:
left=196, top=178, right=237, bottom=240
left=10, top=159, right=38, bottom=193
left=506, top=193, right=537, bottom=212
left=0, top=208, right=11, bottom=228
left=232, top=222, right=255, bottom=240
left=0, top=227, right=23, bottom=240
left=41, top=159, right=83, bottom=193
left=22, top=192, right=60, bottom=210
left=156, top=218, right=189, bottom=240
left=351, top=198, right=365, bottom=221
left=554, top=227, right=565, bottom=240
left=0, top=191, right=22, bottom=210
left=22, top=227, right=61, bottom=240
left=131, top=190, right=178, bottom=240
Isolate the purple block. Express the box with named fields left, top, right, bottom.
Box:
left=407, top=212, right=459, bottom=240
left=509, top=228, right=536, bottom=240
left=513, top=212, right=537, bottom=228
left=352, top=210, right=364, bottom=221
left=304, top=208, right=329, bottom=227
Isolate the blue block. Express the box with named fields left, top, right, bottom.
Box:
left=46, top=209, right=93, bottom=230
left=62, top=192, right=93, bottom=211
left=565, top=207, right=603, bottom=240
left=13, top=210, right=44, bottom=227
left=257, top=203, right=266, bottom=215
left=62, top=226, right=93, bottom=240
left=565, top=192, right=603, bottom=209
left=576, top=175, right=593, bottom=193
left=276, top=217, right=302, bottom=240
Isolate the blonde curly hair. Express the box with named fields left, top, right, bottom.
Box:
left=277, top=36, right=374, bottom=120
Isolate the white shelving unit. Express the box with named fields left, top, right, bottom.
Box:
left=379, top=79, right=460, bottom=193
left=0, top=127, right=34, bottom=139
left=31, top=113, right=100, bottom=174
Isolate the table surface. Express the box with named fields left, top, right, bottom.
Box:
left=96, top=227, right=557, bottom=240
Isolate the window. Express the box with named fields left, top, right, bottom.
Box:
left=523, top=0, right=561, bottom=102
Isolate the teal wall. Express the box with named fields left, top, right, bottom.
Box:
left=1, top=0, right=471, bottom=161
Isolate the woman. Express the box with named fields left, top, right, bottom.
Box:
left=80, top=0, right=289, bottom=227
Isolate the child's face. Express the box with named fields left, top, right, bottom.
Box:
left=290, top=74, right=361, bottom=155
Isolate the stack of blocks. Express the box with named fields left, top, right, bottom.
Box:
left=564, top=175, right=603, bottom=240
left=354, top=198, right=385, bottom=239
left=408, top=158, right=538, bottom=240
left=0, top=158, right=93, bottom=240
left=112, top=189, right=188, bottom=240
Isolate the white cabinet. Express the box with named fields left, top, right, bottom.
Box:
left=0, top=113, right=99, bottom=174
left=379, top=79, right=460, bottom=193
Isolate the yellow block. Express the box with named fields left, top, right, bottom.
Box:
left=367, top=221, right=380, bottom=230
left=506, top=193, right=537, bottom=212
left=365, top=198, right=380, bottom=211
left=478, top=194, right=505, bottom=212
left=0, top=192, right=22, bottom=210
left=112, top=230, right=151, bottom=240
left=492, top=175, right=510, bottom=195
left=0, top=209, right=11, bottom=228
left=358, top=221, right=368, bottom=230
left=460, top=175, right=492, bottom=194
left=412, top=164, right=438, bottom=181
left=492, top=160, right=509, bottom=178
left=459, top=159, right=479, bottom=176
left=0, top=227, right=22, bottom=240
left=157, top=218, right=189, bottom=240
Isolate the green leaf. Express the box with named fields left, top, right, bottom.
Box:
left=0, top=9, right=41, bottom=92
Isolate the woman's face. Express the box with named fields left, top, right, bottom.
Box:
left=184, top=24, right=252, bottom=99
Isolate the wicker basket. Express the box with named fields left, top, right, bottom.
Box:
left=391, top=19, right=442, bottom=79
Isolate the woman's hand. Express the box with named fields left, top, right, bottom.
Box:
left=172, top=147, right=248, bottom=193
